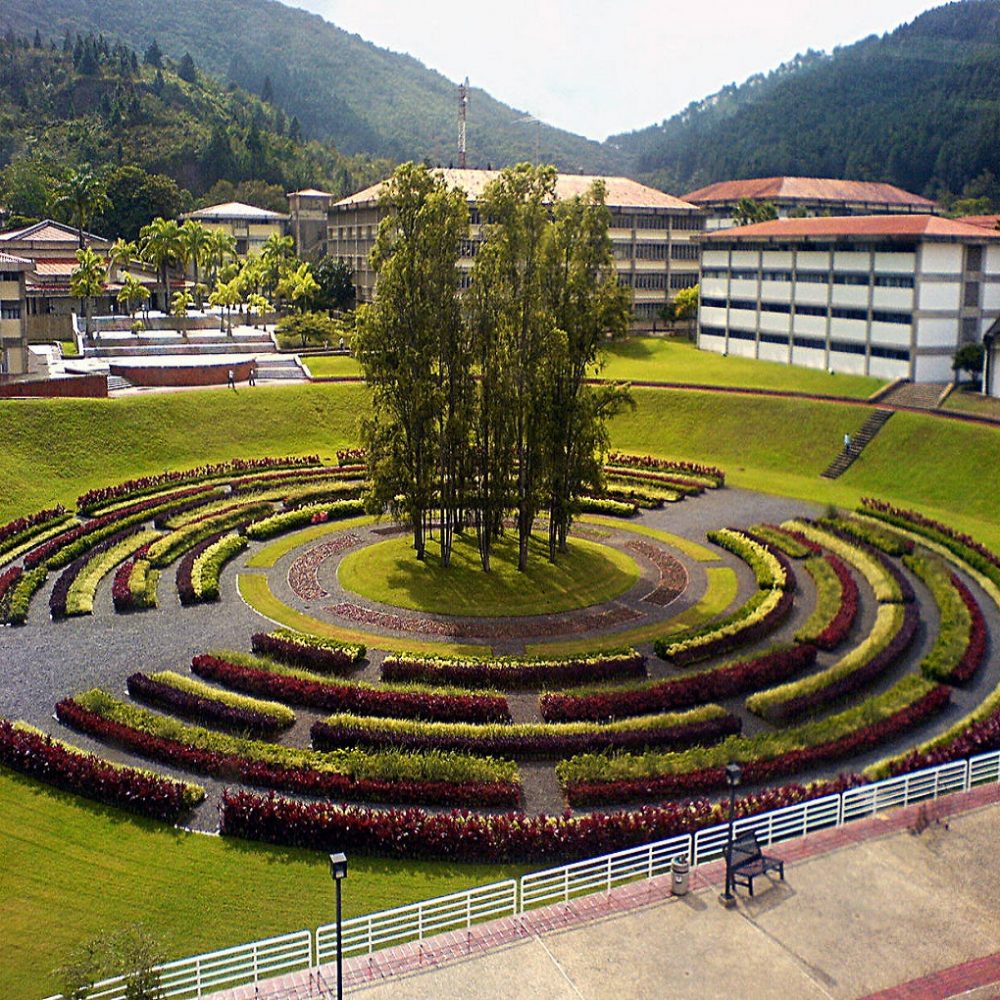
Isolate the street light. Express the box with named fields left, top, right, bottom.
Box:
left=329, top=853, right=348, bottom=999
left=720, top=762, right=742, bottom=907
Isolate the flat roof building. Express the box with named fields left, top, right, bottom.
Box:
left=324, top=168, right=704, bottom=327
left=685, top=177, right=936, bottom=231
left=0, top=251, right=31, bottom=376
left=180, top=201, right=289, bottom=257
left=697, top=214, right=1000, bottom=383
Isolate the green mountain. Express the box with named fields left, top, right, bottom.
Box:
left=0, top=0, right=624, bottom=174
left=608, top=1, right=1000, bottom=204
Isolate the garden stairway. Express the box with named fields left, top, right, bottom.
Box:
left=821, top=408, right=894, bottom=479
left=876, top=380, right=950, bottom=411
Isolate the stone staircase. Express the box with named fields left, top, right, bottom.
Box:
left=876, top=380, right=950, bottom=411
left=255, top=357, right=306, bottom=381
left=821, top=408, right=894, bottom=479
left=106, top=373, right=134, bottom=393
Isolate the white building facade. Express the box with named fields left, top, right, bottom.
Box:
left=697, top=216, right=1000, bottom=383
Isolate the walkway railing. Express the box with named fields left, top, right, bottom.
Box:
left=41, top=749, right=1000, bottom=1000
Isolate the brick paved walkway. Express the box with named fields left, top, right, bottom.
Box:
left=208, top=781, right=1000, bottom=1000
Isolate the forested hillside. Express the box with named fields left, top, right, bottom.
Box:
left=0, top=0, right=622, bottom=174
left=0, top=31, right=391, bottom=237
left=609, top=1, right=1000, bottom=207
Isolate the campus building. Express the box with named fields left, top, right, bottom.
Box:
left=684, top=177, right=936, bottom=231
left=0, top=252, right=30, bottom=376
left=984, top=320, right=1000, bottom=399
left=697, top=215, right=1000, bottom=383
left=323, top=169, right=704, bottom=326
left=180, top=201, right=289, bottom=256
left=287, top=189, right=333, bottom=257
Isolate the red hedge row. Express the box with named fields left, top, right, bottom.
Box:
left=112, top=542, right=153, bottom=612
left=605, top=452, right=726, bottom=486
left=251, top=631, right=362, bottom=672
left=0, top=564, right=23, bottom=607
left=219, top=776, right=861, bottom=864
left=0, top=720, right=196, bottom=822
left=127, top=673, right=288, bottom=737
left=309, top=713, right=741, bottom=760
left=541, top=645, right=817, bottom=723
left=49, top=526, right=146, bottom=619
left=811, top=554, right=859, bottom=651
left=191, top=654, right=510, bottom=724
left=564, top=684, right=950, bottom=807
left=0, top=505, right=66, bottom=545
left=55, top=698, right=518, bottom=808
left=952, top=572, right=988, bottom=684
left=882, top=707, right=1000, bottom=778
left=176, top=533, right=226, bottom=606
left=812, top=520, right=915, bottom=603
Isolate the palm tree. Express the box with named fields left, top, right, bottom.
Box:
left=259, top=233, right=295, bottom=297
left=138, top=217, right=182, bottom=314
left=208, top=278, right=241, bottom=334
left=204, top=229, right=237, bottom=290
left=69, top=247, right=106, bottom=341
left=117, top=272, right=149, bottom=329
left=53, top=166, right=110, bottom=248
left=171, top=289, right=194, bottom=337
left=107, top=238, right=137, bottom=283
left=179, top=220, right=211, bottom=309
left=275, top=261, right=319, bottom=314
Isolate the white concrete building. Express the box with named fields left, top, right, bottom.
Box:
left=326, top=169, right=704, bottom=327
left=684, top=177, right=936, bottom=231
left=697, top=215, right=1000, bottom=383
left=0, top=252, right=30, bottom=376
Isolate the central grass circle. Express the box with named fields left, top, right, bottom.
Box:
left=337, top=531, right=640, bottom=617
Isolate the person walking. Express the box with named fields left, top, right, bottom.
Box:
left=227, top=368, right=235, bottom=390
left=843, top=432, right=852, bottom=453
left=248, top=363, right=256, bottom=387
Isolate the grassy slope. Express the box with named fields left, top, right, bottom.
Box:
left=0, top=771, right=525, bottom=1000
left=304, top=355, right=364, bottom=378
left=596, top=337, right=885, bottom=399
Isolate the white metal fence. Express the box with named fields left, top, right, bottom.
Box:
left=42, top=749, right=1000, bottom=1000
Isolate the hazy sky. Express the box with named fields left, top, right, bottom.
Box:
left=287, top=0, right=934, bottom=141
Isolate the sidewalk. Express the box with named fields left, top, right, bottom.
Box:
left=211, top=783, right=1000, bottom=999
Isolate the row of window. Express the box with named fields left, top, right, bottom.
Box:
left=610, top=214, right=705, bottom=231
left=702, top=268, right=915, bottom=289
left=0, top=301, right=21, bottom=320
left=703, top=297, right=912, bottom=325
left=0, top=272, right=22, bottom=282
left=700, top=326, right=910, bottom=360
left=708, top=241, right=917, bottom=253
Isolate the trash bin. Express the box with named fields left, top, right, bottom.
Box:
left=671, top=855, right=690, bottom=896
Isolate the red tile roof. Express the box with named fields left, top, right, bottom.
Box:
left=959, top=214, right=1000, bottom=231
left=684, top=177, right=935, bottom=209
left=703, top=214, right=1000, bottom=241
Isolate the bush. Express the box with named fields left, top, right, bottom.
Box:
left=0, top=564, right=24, bottom=620
left=245, top=500, right=365, bottom=540
left=311, top=704, right=740, bottom=759
left=147, top=503, right=271, bottom=568
left=275, top=311, right=340, bottom=349
left=794, top=554, right=859, bottom=650
left=251, top=629, right=365, bottom=672
left=190, top=532, right=247, bottom=602
left=573, top=496, right=637, bottom=517
left=559, top=677, right=948, bottom=806
left=0, top=506, right=70, bottom=559
left=708, top=528, right=792, bottom=590
left=193, top=652, right=510, bottom=723
left=113, top=545, right=159, bottom=612
left=3, top=567, right=47, bottom=624
left=0, top=720, right=203, bottom=821
left=540, top=645, right=816, bottom=723
left=127, top=672, right=294, bottom=736
left=817, top=516, right=914, bottom=557
left=654, top=587, right=794, bottom=665
left=381, top=649, right=646, bottom=689
left=747, top=601, right=918, bottom=723
left=747, top=524, right=816, bottom=559
left=57, top=690, right=520, bottom=808
left=605, top=452, right=725, bottom=487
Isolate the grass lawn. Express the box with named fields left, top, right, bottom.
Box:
left=59, top=339, right=79, bottom=358
left=338, top=532, right=638, bottom=616
left=941, top=384, right=1000, bottom=421
left=595, top=336, right=885, bottom=399
left=0, top=769, right=526, bottom=1000
left=303, top=354, right=363, bottom=378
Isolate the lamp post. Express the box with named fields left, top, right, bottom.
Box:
left=720, top=762, right=742, bottom=907
left=329, top=852, right=348, bottom=999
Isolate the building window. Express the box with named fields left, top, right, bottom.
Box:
left=699, top=325, right=727, bottom=337
left=760, top=332, right=788, bottom=345
left=0, top=271, right=20, bottom=282
left=795, top=304, right=828, bottom=317
left=870, top=344, right=910, bottom=360
left=830, top=339, right=867, bottom=356
left=871, top=310, right=910, bottom=325
left=874, top=274, right=914, bottom=288
left=962, top=317, right=978, bottom=342
left=727, top=328, right=756, bottom=341
left=795, top=271, right=828, bottom=283
left=832, top=272, right=869, bottom=286
left=0, top=301, right=21, bottom=319
left=632, top=302, right=665, bottom=318
left=635, top=242, right=669, bottom=260
left=670, top=244, right=699, bottom=261
left=966, top=246, right=983, bottom=272
left=634, top=273, right=667, bottom=290
left=635, top=215, right=668, bottom=230
left=611, top=212, right=632, bottom=229
left=793, top=334, right=826, bottom=350
left=760, top=301, right=791, bottom=314
left=728, top=299, right=757, bottom=312
left=701, top=268, right=727, bottom=279
left=670, top=274, right=698, bottom=289
left=831, top=306, right=868, bottom=321
left=964, top=282, right=980, bottom=307
left=701, top=297, right=727, bottom=309
left=469, top=208, right=481, bottom=225
left=613, top=242, right=633, bottom=260
left=460, top=239, right=479, bottom=258
left=670, top=215, right=704, bottom=231
left=730, top=269, right=757, bottom=280
left=762, top=270, right=793, bottom=282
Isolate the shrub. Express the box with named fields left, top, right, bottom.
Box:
left=127, top=672, right=294, bottom=736
left=3, top=567, right=47, bottom=624
left=747, top=524, right=816, bottom=559
left=747, top=602, right=918, bottom=723
left=336, top=448, right=366, bottom=466
left=251, top=629, right=365, bottom=672
left=794, top=554, right=859, bottom=650
left=903, top=554, right=985, bottom=684
left=0, top=506, right=70, bottom=559
left=574, top=496, right=637, bottom=517
left=707, top=529, right=792, bottom=590
left=311, top=704, right=740, bottom=759
left=147, top=504, right=271, bottom=568
left=245, top=500, right=365, bottom=540
left=57, top=690, right=520, bottom=808
left=381, top=649, right=645, bottom=689
left=817, top=516, right=914, bottom=557
left=559, top=677, right=948, bottom=805
left=605, top=452, right=725, bottom=487
left=540, top=645, right=816, bottom=723
left=193, top=652, right=510, bottom=724
left=275, top=311, right=340, bottom=349
left=190, top=532, right=248, bottom=602
left=113, top=545, right=159, bottom=612
left=604, top=467, right=705, bottom=495
left=0, top=564, right=24, bottom=619
left=654, top=587, right=794, bottom=665
left=0, top=720, right=203, bottom=821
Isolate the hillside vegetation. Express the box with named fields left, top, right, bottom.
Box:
left=609, top=1, right=1000, bottom=206
left=0, top=0, right=622, bottom=173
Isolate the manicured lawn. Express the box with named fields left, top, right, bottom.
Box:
left=941, top=385, right=1000, bottom=421
left=0, top=769, right=525, bottom=1000
left=303, top=354, right=363, bottom=378
left=338, top=532, right=639, bottom=617
left=594, top=336, right=885, bottom=399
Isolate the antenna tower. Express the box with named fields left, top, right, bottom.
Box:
left=458, top=77, right=469, bottom=169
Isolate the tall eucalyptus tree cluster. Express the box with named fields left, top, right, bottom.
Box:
left=354, top=161, right=631, bottom=572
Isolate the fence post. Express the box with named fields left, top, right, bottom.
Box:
left=467, top=892, right=472, bottom=929
left=606, top=856, right=612, bottom=894
left=564, top=866, right=570, bottom=904
left=195, top=956, right=202, bottom=998
left=253, top=941, right=259, bottom=983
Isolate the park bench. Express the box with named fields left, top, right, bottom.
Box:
left=730, top=831, right=785, bottom=896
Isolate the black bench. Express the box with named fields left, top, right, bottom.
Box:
left=729, top=831, right=785, bottom=896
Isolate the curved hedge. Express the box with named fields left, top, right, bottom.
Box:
left=192, top=652, right=510, bottom=724
left=794, top=554, right=858, bottom=651
left=245, top=500, right=366, bottom=541
left=381, top=649, right=646, bottom=690
left=708, top=529, right=793, bottom=591
left=251, top=629, right=365, bottom=672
